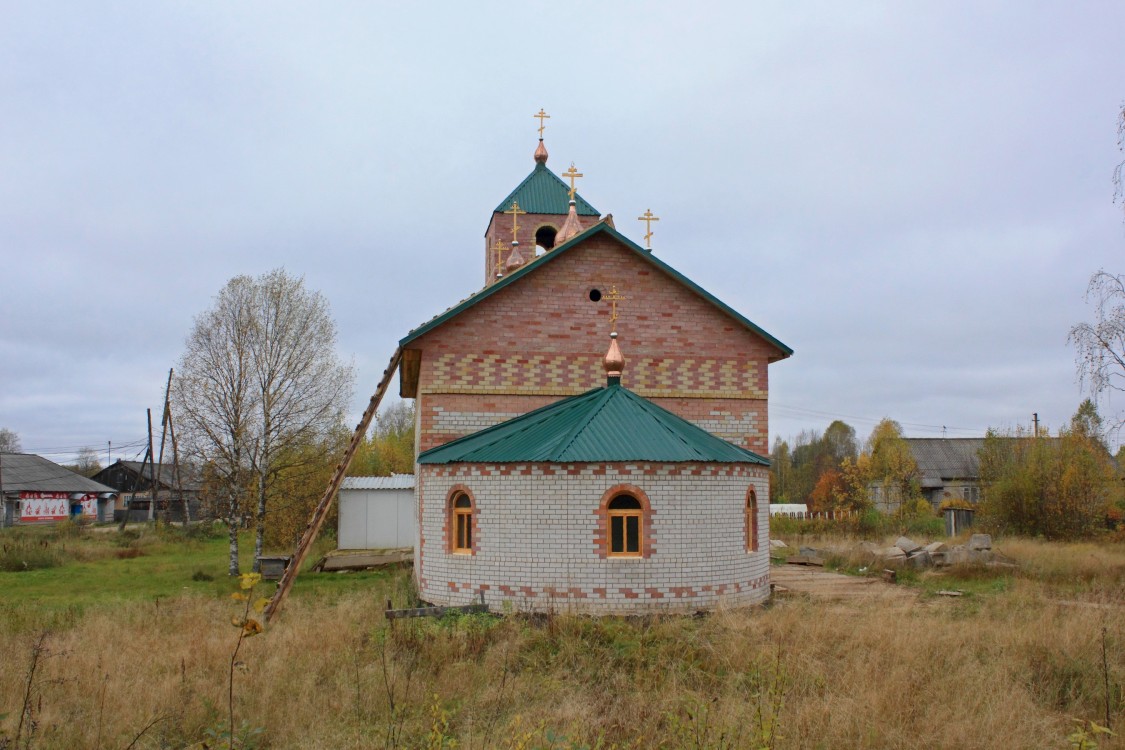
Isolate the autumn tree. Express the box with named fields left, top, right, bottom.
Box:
left=261, top=427, right=350, bottom=549
left=769, top=437, right=792, bottom=504
left=74, top=447, right=102, bottom=476
left=0, top=428, right=21, bottom=453
left=350, top=401, right=415, bottom=477
left=865, top=418, right=921, bottom=514
left=977, top=404, right=1121, bottom=539
left=808, top=468, right=844, bottom=512
left=770, top=420, right=859, bottom=508
left=174, top=269, right=354, bottom=575
left=834, top=453, right=875, bottom=511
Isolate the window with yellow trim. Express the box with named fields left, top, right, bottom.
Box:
left=608, top=494, right=643, bottom=557
left=746, top=489, right=759, bottom=552
left=452, top=493, right=473, bottom=553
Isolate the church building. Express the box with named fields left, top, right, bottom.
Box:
left=398, top=117, right=792, bottom=613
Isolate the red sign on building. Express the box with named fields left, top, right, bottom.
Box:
left=19, top=491, right=97, bottom=522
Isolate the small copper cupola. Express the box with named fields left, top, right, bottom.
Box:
left=534, top=139, right=548, bottom=165
left=603, top=331, right=625, bottom=386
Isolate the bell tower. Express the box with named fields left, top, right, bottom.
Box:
left=484, top=110, right=601, bottom=283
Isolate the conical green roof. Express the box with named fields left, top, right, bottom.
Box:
left=417, top=383, right=768, bottom=465
left=494, top=162, right=600, bottom=216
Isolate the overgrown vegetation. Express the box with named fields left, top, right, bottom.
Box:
left=771, top=418, right=927, bottom=516
left=1, top=526, right=1123, bottom=748
left=977, top=402, right=1124, bottom=540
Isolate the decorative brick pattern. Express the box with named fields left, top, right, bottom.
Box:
left=417, top=462, right=771, bottom=614
left=424, top=352, right=763, bottom=398
left=407, top=236, right=780, bottom=456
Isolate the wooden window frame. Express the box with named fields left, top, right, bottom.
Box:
left=608, top=496, right=643, bottom=557
left=594, top=484, right=654, bottom=560
left=746, top=488, right=759, bottom=553
left=447, top=487, right=478, bottom=555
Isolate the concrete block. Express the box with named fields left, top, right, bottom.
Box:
left=906, top=550, right=931, bottom=569
left=895, top=536, right=922, bottom=554
left=881, top=547, right=906, bottom=566
left=968, top=534, right=992, bottom=551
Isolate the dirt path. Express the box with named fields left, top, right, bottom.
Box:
left=771, top=564, right=918, bottom=603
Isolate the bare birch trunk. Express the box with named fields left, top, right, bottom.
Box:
left=252, top=472, right=266, bottom=573
left=228, top=489, right=240, bottom=577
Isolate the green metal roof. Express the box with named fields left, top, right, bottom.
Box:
left=493, top=162, right=600, bottom=216
left=418, top=382, right=769, bottom=465
left=400, top=221, right=793, bottom=359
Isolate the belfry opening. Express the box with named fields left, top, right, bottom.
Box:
left=534, top=225, right=558, bottom=254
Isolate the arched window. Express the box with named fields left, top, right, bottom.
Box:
left=746, top=489, right=759, bottom=552
left=452, top=492, right=473, bottom=554
left=607, top=494, right=643, bottom=557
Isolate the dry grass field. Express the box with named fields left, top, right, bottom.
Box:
left=1, top=527, right=1123, bottom=749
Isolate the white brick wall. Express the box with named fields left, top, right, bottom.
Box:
left=416, top=462, right=770, bottom=614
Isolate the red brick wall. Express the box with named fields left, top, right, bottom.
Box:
left=410, top=234, right=779, bottom=455
left=485, top=211, right=583, bottom=283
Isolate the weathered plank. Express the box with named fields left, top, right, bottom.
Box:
left=385, top=603, right=489, bottom=620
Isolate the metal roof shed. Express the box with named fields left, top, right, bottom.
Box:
left=337, top=474, right=415, bottom=550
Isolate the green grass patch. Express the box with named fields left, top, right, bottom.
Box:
left=0, top=524, right=405, bottom=633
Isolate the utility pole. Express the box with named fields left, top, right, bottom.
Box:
left=107, top=440, right=111, bottom=467
left=1032, top=412, right=1040, bottom=437
left=120, top=444, right=151, bottom=532
left=154, top=369, right=172, bottom=523
left=146, top=409, right=156, bottom=522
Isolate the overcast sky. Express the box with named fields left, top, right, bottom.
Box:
left=2, top=2, right=1123, bottom=464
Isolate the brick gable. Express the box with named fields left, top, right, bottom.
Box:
left=406, top=232, right=783, bottom=454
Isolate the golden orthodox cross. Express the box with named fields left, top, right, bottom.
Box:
left=504, top=200, right=527, bottom=242
left=637, top=209, right=660, bottom=250
left=562, top=163, right=583, bottom=201
left=493, top=239, right=506, bottom=277
left=534, top=108, right=551, bottom=138
left=605, top=285, right=628, bottom=332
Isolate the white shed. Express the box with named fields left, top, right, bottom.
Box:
left=337, top=475, right=415, bottom=550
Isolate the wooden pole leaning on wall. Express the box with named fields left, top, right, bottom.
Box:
left=263, top=347, right=404, bottom=625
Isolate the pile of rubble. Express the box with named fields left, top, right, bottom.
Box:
left=772, top=534, right=1017, bottom=572
left=864, top=534, right=1015, bottom=569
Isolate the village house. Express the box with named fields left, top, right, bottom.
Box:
left=0, top=452, right=118, bottom=526
left=390, top=124, right=791, bottom=613
left=91, top=459, right=203, bottom=522
left=869, top=438, right=985, bottom=513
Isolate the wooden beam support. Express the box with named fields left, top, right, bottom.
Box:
left=263, top=348, right=404, bottom=624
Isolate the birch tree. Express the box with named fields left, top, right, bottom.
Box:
left=174, top=276, right=258, bottom=576
left=1069, top=271, right=1125, bottom=433
left=174, top=270, right=353, bottom=576
left=0, top=428, right=20, bottom=452
left=244, top=269, right=354, bottom=571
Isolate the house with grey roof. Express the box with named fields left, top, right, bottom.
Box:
left=907, top=438, right=986, bottom=509
left=869, top=438, right=986, bottom=512
left=91, top=459, right=204, bottom=522
left=0, top=453, right=118, bottom=526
